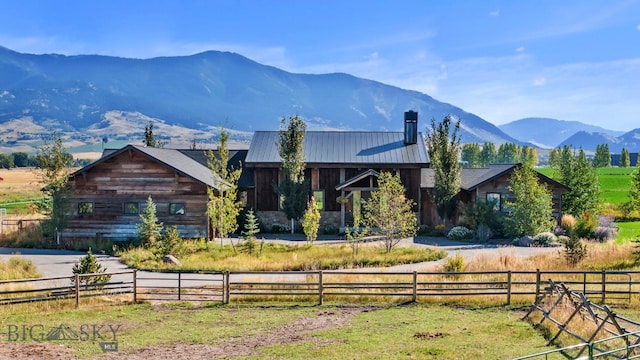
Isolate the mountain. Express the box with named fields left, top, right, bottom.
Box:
left=498, top=117, right=625, bottom=149
left=0, top=46, right=521, bottom=154
left=558, top=129, right=640, bottom=153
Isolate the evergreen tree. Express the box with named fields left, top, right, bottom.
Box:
left=625, top=161, right=640, bottom=215
left=505, top=165, right=555, bottom=236
left=480, top=143, right=496, bottom=167
left=521, top=146, right=538, bottom=168
left=461, top=143, right=481, bottom=168
left=302, top=196, right=321, bottom=245
left=36, top=133, right=74, bottom=239
left=496, top=143, right=521, bottom=163
left=137, top=196, right=163, bottom=247
left=143, top=120, right=158, bottom=147
left=362, top=172, right=417, bottom=252
left=424, top=115, right=462, bottom=225
left=276, top=114, right=308, bottom=233
left=71, top=249, right=112, bottom=286
left=620, top=148, right=631, bottom=168
left=594, top=144, right=611, bottom=168
left=207, top=128, right=242, bottom=242
left=241, top=209, right=261, bottom=255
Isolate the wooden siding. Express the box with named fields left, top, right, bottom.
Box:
left=318, top=168, right=341, bottom=211
left=64, top=151, right=209, bottom=241
left=254, top=168, right=279, bottom=211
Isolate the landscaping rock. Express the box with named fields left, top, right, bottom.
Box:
left=162, top=255, right=181, bottom=266
left=516, top=236, right=535, bottom=247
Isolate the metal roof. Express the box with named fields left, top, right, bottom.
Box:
left=245, top=131, right=429, bottom=166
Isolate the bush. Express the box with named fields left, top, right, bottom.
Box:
left=442, top=253, right=465, bottom=272
left=71, top=249, right=112, bottom=286
left=593, top=216, right=618, bottom=242
left=447, top=226, right=473, bottom=240
left=563, top=235, right=587, bottom=266
left=270, top=223, right=291, bottom=233
left=533, top=232, right=557, bottom=246
left=575, top=211, right=598, bottom=239
left=475, top=224, right=493, bottom=242
left=323, top=224, right=339, bottom=235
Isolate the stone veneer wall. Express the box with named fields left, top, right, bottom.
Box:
left=256, top=210, right=342, bottom=232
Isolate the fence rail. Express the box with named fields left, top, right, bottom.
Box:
left=3, top=269, right=640, bottom=307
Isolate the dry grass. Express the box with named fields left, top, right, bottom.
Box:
left=0, top=168, right=43, bottom=204
left=0, top=256, right=41, bottom=280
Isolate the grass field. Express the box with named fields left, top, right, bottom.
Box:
left=0, top=168, right=44, bottom=214
left=0, top=302, right=554, bottom=359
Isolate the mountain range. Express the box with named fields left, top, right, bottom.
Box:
left=0, top=46, right=637, bottom=156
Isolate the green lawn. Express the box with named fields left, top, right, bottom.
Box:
left=0, top=302, right=556, bottom=359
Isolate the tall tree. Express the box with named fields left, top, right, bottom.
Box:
left=207, top=128, right=242, bottom=242
left=461, top=143, right=481, bottom=168
left=552, top=146, right=601, bottom=216
left=137, top=196, right=163, bottom=246
left=625, top=160, right=640, bottom=215
left=521, top=146, right=538, bottom=168
left=142, top=120, right=163, bottom=148
left=302, top=196, right=321, bottom=245
left=480, top=142, right=496, bottom=167
left=362, top=171, right=417, bottom=253
left=424, top=115, right=461, bottom=225
left=36, top=133, right=74, bottom=239
left=620, top=148, right=631, bottom=168
left=593, top=144, right=610, bottom=168
left=276, top=114, right=308, bottom=233
left=593, top=144, right=611, bottom=168
left=496, top=143, right=521, bottom=163
left=505, top=165, right=555, bottom=236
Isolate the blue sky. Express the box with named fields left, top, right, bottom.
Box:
left=1, top=0, right=639, bottom=131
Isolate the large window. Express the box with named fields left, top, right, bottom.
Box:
left=78, top=202, right=93, bottom=214
left=169, top=203, right=185, bottom=215
left=486, top=193, right=501, bottom=211
left=124, top=202, right=139, bottom=215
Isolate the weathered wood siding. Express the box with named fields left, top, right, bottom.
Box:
left=64, top=151, right=209, bottom=241
left=318, top=168, right=341, bottom=211
left=254, top=168, right=279, bottom=211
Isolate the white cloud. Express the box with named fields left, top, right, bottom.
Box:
left=637, top=24, right=640, bottom=31
left=516, top=46, right=525, bottom=53
left=532, top=77, right=546, bottom=86
left=490, top=9, right=500, bottom=17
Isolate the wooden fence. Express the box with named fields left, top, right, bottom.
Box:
left=3, top=269, right=640, bottom=307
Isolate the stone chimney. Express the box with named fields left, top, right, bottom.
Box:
left=404, top=111, right=418, bottom=145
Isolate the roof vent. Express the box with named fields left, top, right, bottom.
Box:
left=404, top=111, right=418, bottom=145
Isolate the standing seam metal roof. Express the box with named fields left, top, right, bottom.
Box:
left=244, top=131, right=429, bottom=165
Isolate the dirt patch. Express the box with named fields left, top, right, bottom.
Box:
left=98, top=307, right=367, bottom=359
left=0, top=342, right=79, bottom=360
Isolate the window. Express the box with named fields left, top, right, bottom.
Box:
left=313, top=190, right=324, bottom=211
left=124, top=202, right=139, bottom=215
left=239, top=191, right=248, bottom=207
left=78, top=202, right=93, bottom=214
left=486, top=193, right=501, bottom=211
left=169, top=203, right=185, bottom=215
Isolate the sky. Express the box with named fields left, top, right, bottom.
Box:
left=1, top=0, right=639, bottom=131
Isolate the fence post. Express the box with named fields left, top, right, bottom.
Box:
left=318, top=271, right=324, bottom=305
left=507, top=270, right=512, bottom=305
left=75, top=274, right=80, bottom=308
left=224, top=271, right=230, bottom=304
left=535, top=269, right=541, bottom=298
left=602, top=270, right=606, bottom=304
left=133, top=270, right=137, bottom=303
left=178, top=272, right=182, bottom=301
left=412, top=271, right=417, bottom=303
left=583, top=272, right=587, bottom=295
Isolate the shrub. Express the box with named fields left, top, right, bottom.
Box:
left=533, top=232, right=557, bottom=246
left=447, top=226, right=473, bottom=240
left=593, top=216, right=618, bottom=242
left=323, top=224, right=339, bottom=235
left=270, top=223, right=290, bottom=233
left=563, top=235, right=587, bottom=266
left=560, top=214, right=576, bottom=231
left=475, top=224, right=493, bottom=242
left=442, top=253, right=465, bottom=272
left=434, top=224, right=446, bottom=233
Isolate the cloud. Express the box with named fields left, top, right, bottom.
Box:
left=516, top=46, right=525, bottom=53
left=532, top=77, right=546, bottom=86
left=490, top=9, right=500, bottom=17
left=637, top=24, right=640, bottom=31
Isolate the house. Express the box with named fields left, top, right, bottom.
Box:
left=63, top=111, right=568, bottom=243
left=62, top=144, right=252, bottom=242
left=421, top=163, right=569, bottom=225
left=244, top=111, right=429, bottom=229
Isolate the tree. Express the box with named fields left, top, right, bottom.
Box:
left=362, top=171, right=417, bottom=253
left=620, top=148, right=631, bottom=168
left=12, top=152, right=30, bottom=167
left=207, top=128, right=242, bottom=242
left=480, top=143, right=497, bottom=167
left=424, top=115, right=461, bottom=225
left=496, top=143, right=521, bottom=163
left=142, top=120, right=163, bottom=148
left=71, top=249, right=112, bottom=286
left=625, top=161, right=640, bottom=215
left=241, top=209, right=261, bottom=255
left=36, top=133, right=74, bottom=239
left=137, top=196, right=163, bottom=247
left=276, top=114, right=308, bottom=233
left=593, top=144, right=611, bottom=168
left=505, top=165, right=555, bottom=236
left=552, top=146, right=601, bottom=216
left=461, top=143, right=481, bottom=168
left=521, top=146, right=538, bottom=168
left=302, top=196, right=321, bottom=245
